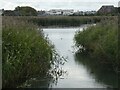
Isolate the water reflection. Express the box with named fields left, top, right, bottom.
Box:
left=42, top=27, right=107, bottom=88
left=21, top=26, right=118, bottom=88
left=20, top=56, right=67, bottom=88
left=74, top=52, right=119, bottom=88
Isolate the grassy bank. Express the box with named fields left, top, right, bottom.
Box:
left=74, top=17, right=119, bottom=72
left=19, top=16, right=116, bottom=27
left=2, top=16, right=54, bottom=88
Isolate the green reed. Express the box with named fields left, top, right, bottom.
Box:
left=2, top=16, right=53, bottom=88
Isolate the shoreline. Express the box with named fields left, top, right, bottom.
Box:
left=41, top=23, right=96, bottom=29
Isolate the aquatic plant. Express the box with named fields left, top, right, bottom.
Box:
left=2, top=16, right=52, bottom=88
left=74, top=17, right=119, bottom=72
left=20, top=16, right=116, bottom=27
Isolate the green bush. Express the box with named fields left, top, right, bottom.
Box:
left=2, top=16, right=53, bottom=87
left=74, top=17, right=119, bottom=71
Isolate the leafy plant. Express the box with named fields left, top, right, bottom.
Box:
left=74, top=17, right=119, bottom=72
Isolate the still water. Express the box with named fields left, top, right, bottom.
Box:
left=28, top=25, right=118, bottom=88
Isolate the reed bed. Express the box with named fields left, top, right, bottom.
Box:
left=74, top=17, right=119, bottom=72
left=2, top=16, right=53, bottom=88
left=18, top=16, right=117, bottom=27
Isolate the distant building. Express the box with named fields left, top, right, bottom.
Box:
left=83, top=11, right=96, bottom=15
left=97, top=5, right=116, bottom=15
left=73, top=11, right=96, bottom=16
left=45, top=9, right=74, bottom=16
left=62, top=9, right=74, bottom=15
left=46, top=9, right=62, bottom=15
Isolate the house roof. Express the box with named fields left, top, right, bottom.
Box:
left=97, top=5, right=115, bottom=14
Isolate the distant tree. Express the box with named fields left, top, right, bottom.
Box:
left=3, top=10, right=15, bottom=16
left=14, top=6, right=37, bottom=16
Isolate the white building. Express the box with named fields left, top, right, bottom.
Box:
left=46, top=9, right=74, bottom=16
left=84, top=11, right=96, bottom=15
left=62, top=9, right=74, bottom=15
left=46, top=9, right=62, bottom=15
left=74, top=11, right=85, bottom=15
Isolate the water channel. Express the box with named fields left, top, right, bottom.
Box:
left=28, top=25, right=118, bottom=88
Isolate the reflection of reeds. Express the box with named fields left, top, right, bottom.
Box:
left=75, top=53, right=118, bottom=88
left=2, top=16, right=53, bottom=88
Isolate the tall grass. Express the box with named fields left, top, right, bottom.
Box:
left=74, top=17, right=119, bottom=72
left=2, top=16, right=53, bottom=88
left=19, top=16, right=116, bottom=27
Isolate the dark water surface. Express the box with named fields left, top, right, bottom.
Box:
left=28, top=25, right=118, bottom=88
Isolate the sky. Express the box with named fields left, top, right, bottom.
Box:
left=0, top=0, right=119, bottom=11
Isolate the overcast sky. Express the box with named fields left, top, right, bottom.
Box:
left=0, top=0, right=119, bottom=11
